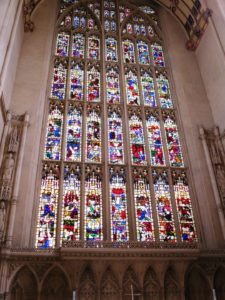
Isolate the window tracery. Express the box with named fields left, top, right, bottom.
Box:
left=36, top=0, right=198, bottom=248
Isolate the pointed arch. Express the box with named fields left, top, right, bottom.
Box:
left=40, top=266, right=71, bottom=300
left=9, top=266, right=38, bottom=300
left=185, top=265, right=213, bottom=300
left=78, top=265, right=97, bottom=300
left=101, top=267, right=120, bottom=300
left=122, top=266, right=140, bottom=300
left=214, top=266, right=225, bottom=300
left=164, top=267, right=180, bottom=300
left=144, top=266, right=160, bottom=300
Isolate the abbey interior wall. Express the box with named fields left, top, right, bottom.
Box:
left=0, top=0, right=222, bottom=249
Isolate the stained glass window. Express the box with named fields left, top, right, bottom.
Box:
left=66, top=105, right=82, bottom=162
left=110, top=169, right=129, bottom=241
left=108, top=109, right=124, bottom=164
left=141, top=70, right=156, bottom=107
left=37, top=0, right=198, bottom=248
left=62, top=165, right=81, bottom=242
left=36, top=164, right=59, bottom=248
left=44, top=103, right=63, bottom=161
left=106, top=66, right=120, bottom=104
left=70, top=62, right=84, bottom=100
left=153, top=170, right=176, bottom=242
left=146, top=112, right=165, bottom=166
left=50, top=60, right=67, bottom=100
left=85, top=169, right=103, bottom=240
left=86, top=108, right=101, bottom=163
left=156, top=71, right=173, bottom=109
left=134, top=170, right=154, bottom=241
left=125, top=70, right=140, bottom=105
left=129, top=113, right=146, bottom=165
left=172, top=171, right=197, bottom=242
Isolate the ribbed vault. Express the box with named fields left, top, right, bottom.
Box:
left=23, top=0, right=211, bottom=50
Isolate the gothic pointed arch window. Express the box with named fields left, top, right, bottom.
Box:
left=35, top=0, right=198, bottom=249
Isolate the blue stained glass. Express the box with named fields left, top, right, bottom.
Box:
left=156, top=73, right=173, bottom=108
left=125, top=70, right=140, bottom=105
left=66, top=106, right=82, bottom=162
left=151, top=43, right=165, bottom=67
left=106, top=37, right=118, bottom=61
left=70, top=63, right=83, bottom=100
left=141, top=71, right=156, bottom=107
left=50, top=61, right=67, bottom=100
left=110, top=172, right=129, bottom=241
left=106, top=67, right=120, bottom=104
left=137, top=41, right=150, bottom=65
left=123, top=40, right=135, bottom=64
left=72, top=34, right=85, bottom=58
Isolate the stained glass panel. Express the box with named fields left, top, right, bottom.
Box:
left=146, top=113, right=165, bottom=166
left=70, top=63, right=84, bottom=100
left=87, top=66, right=100, bottom=102
left=86, top=108, right=101, bottom=163
left=141, top=71, right=156, bottom=107
left=172, top=172, right=197, bottom=242
left=156, top=72, right=173, bottom=109
left=50, top=60, right=67, bottom=100
left=134, top=170, right=154, bottom=241
left=66, top=105, right=82, bottom=161
left=125, top=70, right=140, bottom=105
left=62, top=166, right=81, bottom=242
left=137, top=41, right=150, bottom=65
left=153, top=171, right=176, bottom=242
left=72, top=34, right=85, bottom=58
left=44, top=104, right=63, bottom=161
left=55, top=32, right=70, bottom=56
left=106, top=37, right=118, bottom=61
left=123, top=39, right=135, bottom=64
left=36, top=165, right=59, bottom=248
left=163, top=114, right=184, bottom=167
left=106, top=66, right=120, bottom=104
left=129, top=113, right=147, bottom=165
left=151, top=43, right=165, bottom=67
left=85, top=170, right=103, bottom=240
left=88, top=36, right=100, bottom=60
left=108, top=110, right=124, bottom=164
left=110, top=170, right=129, bottom=241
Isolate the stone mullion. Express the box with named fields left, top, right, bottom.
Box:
left=101, top=2, right=110, bottom=241
left=80, top=30, right=89, bottom=241
left=55, top=30, right=72, bottom=248
left=119, top=33, right=136, bottom=241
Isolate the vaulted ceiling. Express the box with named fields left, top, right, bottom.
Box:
left=23, top=0, right=212, bottom=50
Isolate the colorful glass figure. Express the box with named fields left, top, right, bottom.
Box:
left=153, top=171, right=176, bottom=242
left=134, top=171, right=154, bottom=241
left=134, top=24, right=140, bottom=35
left=85, top=171, right=102, bottom=240
left=88, top=36, right=100, bottom=60
left=61, top=14, right=72, bottom=28
left=86, top=109, right=101, bottom=163
left=72, top=34, right=85, bottom=58
left=44, top=105, right=63, bottom=161
left=55, top=32, right=69, bottom=56
left=105, top=20, right=110, bottom=32
left=141, top=71, right=156, bottom=107
left=36, top=165, right=59, bottom=248
left=156, top=73, right=173, bottom=108
left=50, top=60, right=67, bottom=100
left=137, top=40, right=150, bottom=65
left=106, top=37, right=118, bottom=61
left=151, top=43, right=165, bottom=67
left=66, top=106, right=82, bottom=161
left=164, top=114, right=184, bottom=167
left=70, top=63, right=83, bottom=100
left=146, top=113, right=165, bottom=166
left=173, top=172, right=197, bottom=242
left=108, top=111, right=124, bottom=164
left=140, top=24, right=146, bottom=35
left=110, top=171, right=129, bottom=241
left=140, top=6, right=156, bottom=15
left=106, top=67, right=120, bottom=104
left=62, top=166, right=81, bottom=242
left=129, top=114, right=147, bottom=165
left=148, top=25, right=155, bottom=38
left=87, top=66, right=100, bottom=102
left=123, top=40, right=135, bottom=64
left=125, top=70, right=140, bottom=105
left=126, top=23, right=133, bottom=34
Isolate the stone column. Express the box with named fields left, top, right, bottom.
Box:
left=0, top=112, right=11, bottom=167
left=200, top=127, right=225, bottom=241
left=6, top=113, right=29, bottom=247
